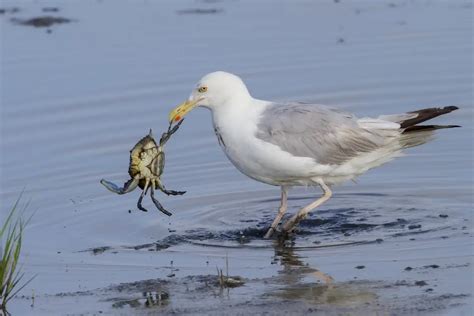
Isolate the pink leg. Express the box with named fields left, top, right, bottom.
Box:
left=264, top=186, right=288, bottom=239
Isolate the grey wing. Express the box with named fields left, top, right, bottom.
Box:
left=255, top=103, right=385, bottom=165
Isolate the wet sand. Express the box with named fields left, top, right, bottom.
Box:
left=1, top=0, right=472, bottom=315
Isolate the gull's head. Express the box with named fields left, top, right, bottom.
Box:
left=169, top=71, right=251, bottom=123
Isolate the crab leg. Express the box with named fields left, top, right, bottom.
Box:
left=162, top=189, right=186, bottom=196
left=150, top=184, right=173, bottom=216
left=137, top=179, right=151, bottom=212
left=122, top=177, right=140, bottom=194
left=156, top=181, right=186, bottom=196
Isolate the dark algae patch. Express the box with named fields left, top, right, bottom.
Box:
left=11, top=16, right=74, bottom=27
left=176, top=8, right=223, bottom=15
left=424, top=264, right=440, bottom=269
left=0, top=7, right=20, bottom=14
left=81, top=246, right=112, bottom=255
left=404, top=265, right=441, bottom=272
left=111, top=291, right=169, bottom=309
left=42, top=7, right=60, bottom=13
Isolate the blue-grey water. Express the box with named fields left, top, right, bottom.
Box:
left=1, top=0, right=472, bottom=315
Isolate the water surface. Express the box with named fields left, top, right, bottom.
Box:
left=1, top=0, right=472, bottom=314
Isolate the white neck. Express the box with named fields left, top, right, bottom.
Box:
left=211, top=97, right=268, bottom=129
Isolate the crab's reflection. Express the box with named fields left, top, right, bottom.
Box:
left=270, top=242, right=376, bottom=307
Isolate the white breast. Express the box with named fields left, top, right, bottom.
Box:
left=211, top=100, right=322, bottom=186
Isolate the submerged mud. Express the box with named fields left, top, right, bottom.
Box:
left=85, top=203, right=460, bottom=254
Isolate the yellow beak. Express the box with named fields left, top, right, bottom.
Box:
left=168, top=99, right=201, bottom=123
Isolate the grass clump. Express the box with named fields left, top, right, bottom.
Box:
left=1, top=197, right=34, bottom=315
left=216, top=254, right=245, bottom=289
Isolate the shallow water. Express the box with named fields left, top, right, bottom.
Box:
left=1, top=0, right=473, bottom=315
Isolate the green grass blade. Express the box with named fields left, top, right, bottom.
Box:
left=5, top=275, right=36, bottom=304
left=0, top=192, right=23, bottom=237
left=1, top=193, right=32, bottom=313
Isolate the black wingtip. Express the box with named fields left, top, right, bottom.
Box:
left=443, top=105, right=459, bottom=112
left=401, top=106, right=460, bottom=128
left=437, top=124, right=462, bottom=129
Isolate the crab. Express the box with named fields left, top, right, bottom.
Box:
left=100, top=120, right=185, bottom=216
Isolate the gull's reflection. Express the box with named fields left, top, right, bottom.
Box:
left=272, top=241, right=334, bottom=285
left=270, top=241, right=376, bottom=307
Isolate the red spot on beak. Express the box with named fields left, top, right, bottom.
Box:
left=175, top=115, right=181, bottom=122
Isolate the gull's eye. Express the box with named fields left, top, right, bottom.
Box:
left=198, top=86, right=208, bottom=93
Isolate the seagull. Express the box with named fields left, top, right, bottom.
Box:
left=168, top=71, right=459, bottom=238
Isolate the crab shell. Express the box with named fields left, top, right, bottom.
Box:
left=128, top=133, right=164, bottom=190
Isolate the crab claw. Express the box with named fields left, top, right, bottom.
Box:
left=101, top=179, right=123, bottom=194
left=161, top=119, right=184, bottom=145
left=100, top=178, right=138, bottom=195
left=167, top=118, right=184, bottom=134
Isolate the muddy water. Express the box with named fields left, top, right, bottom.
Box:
left=1, top=0, right=472, bottom=315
